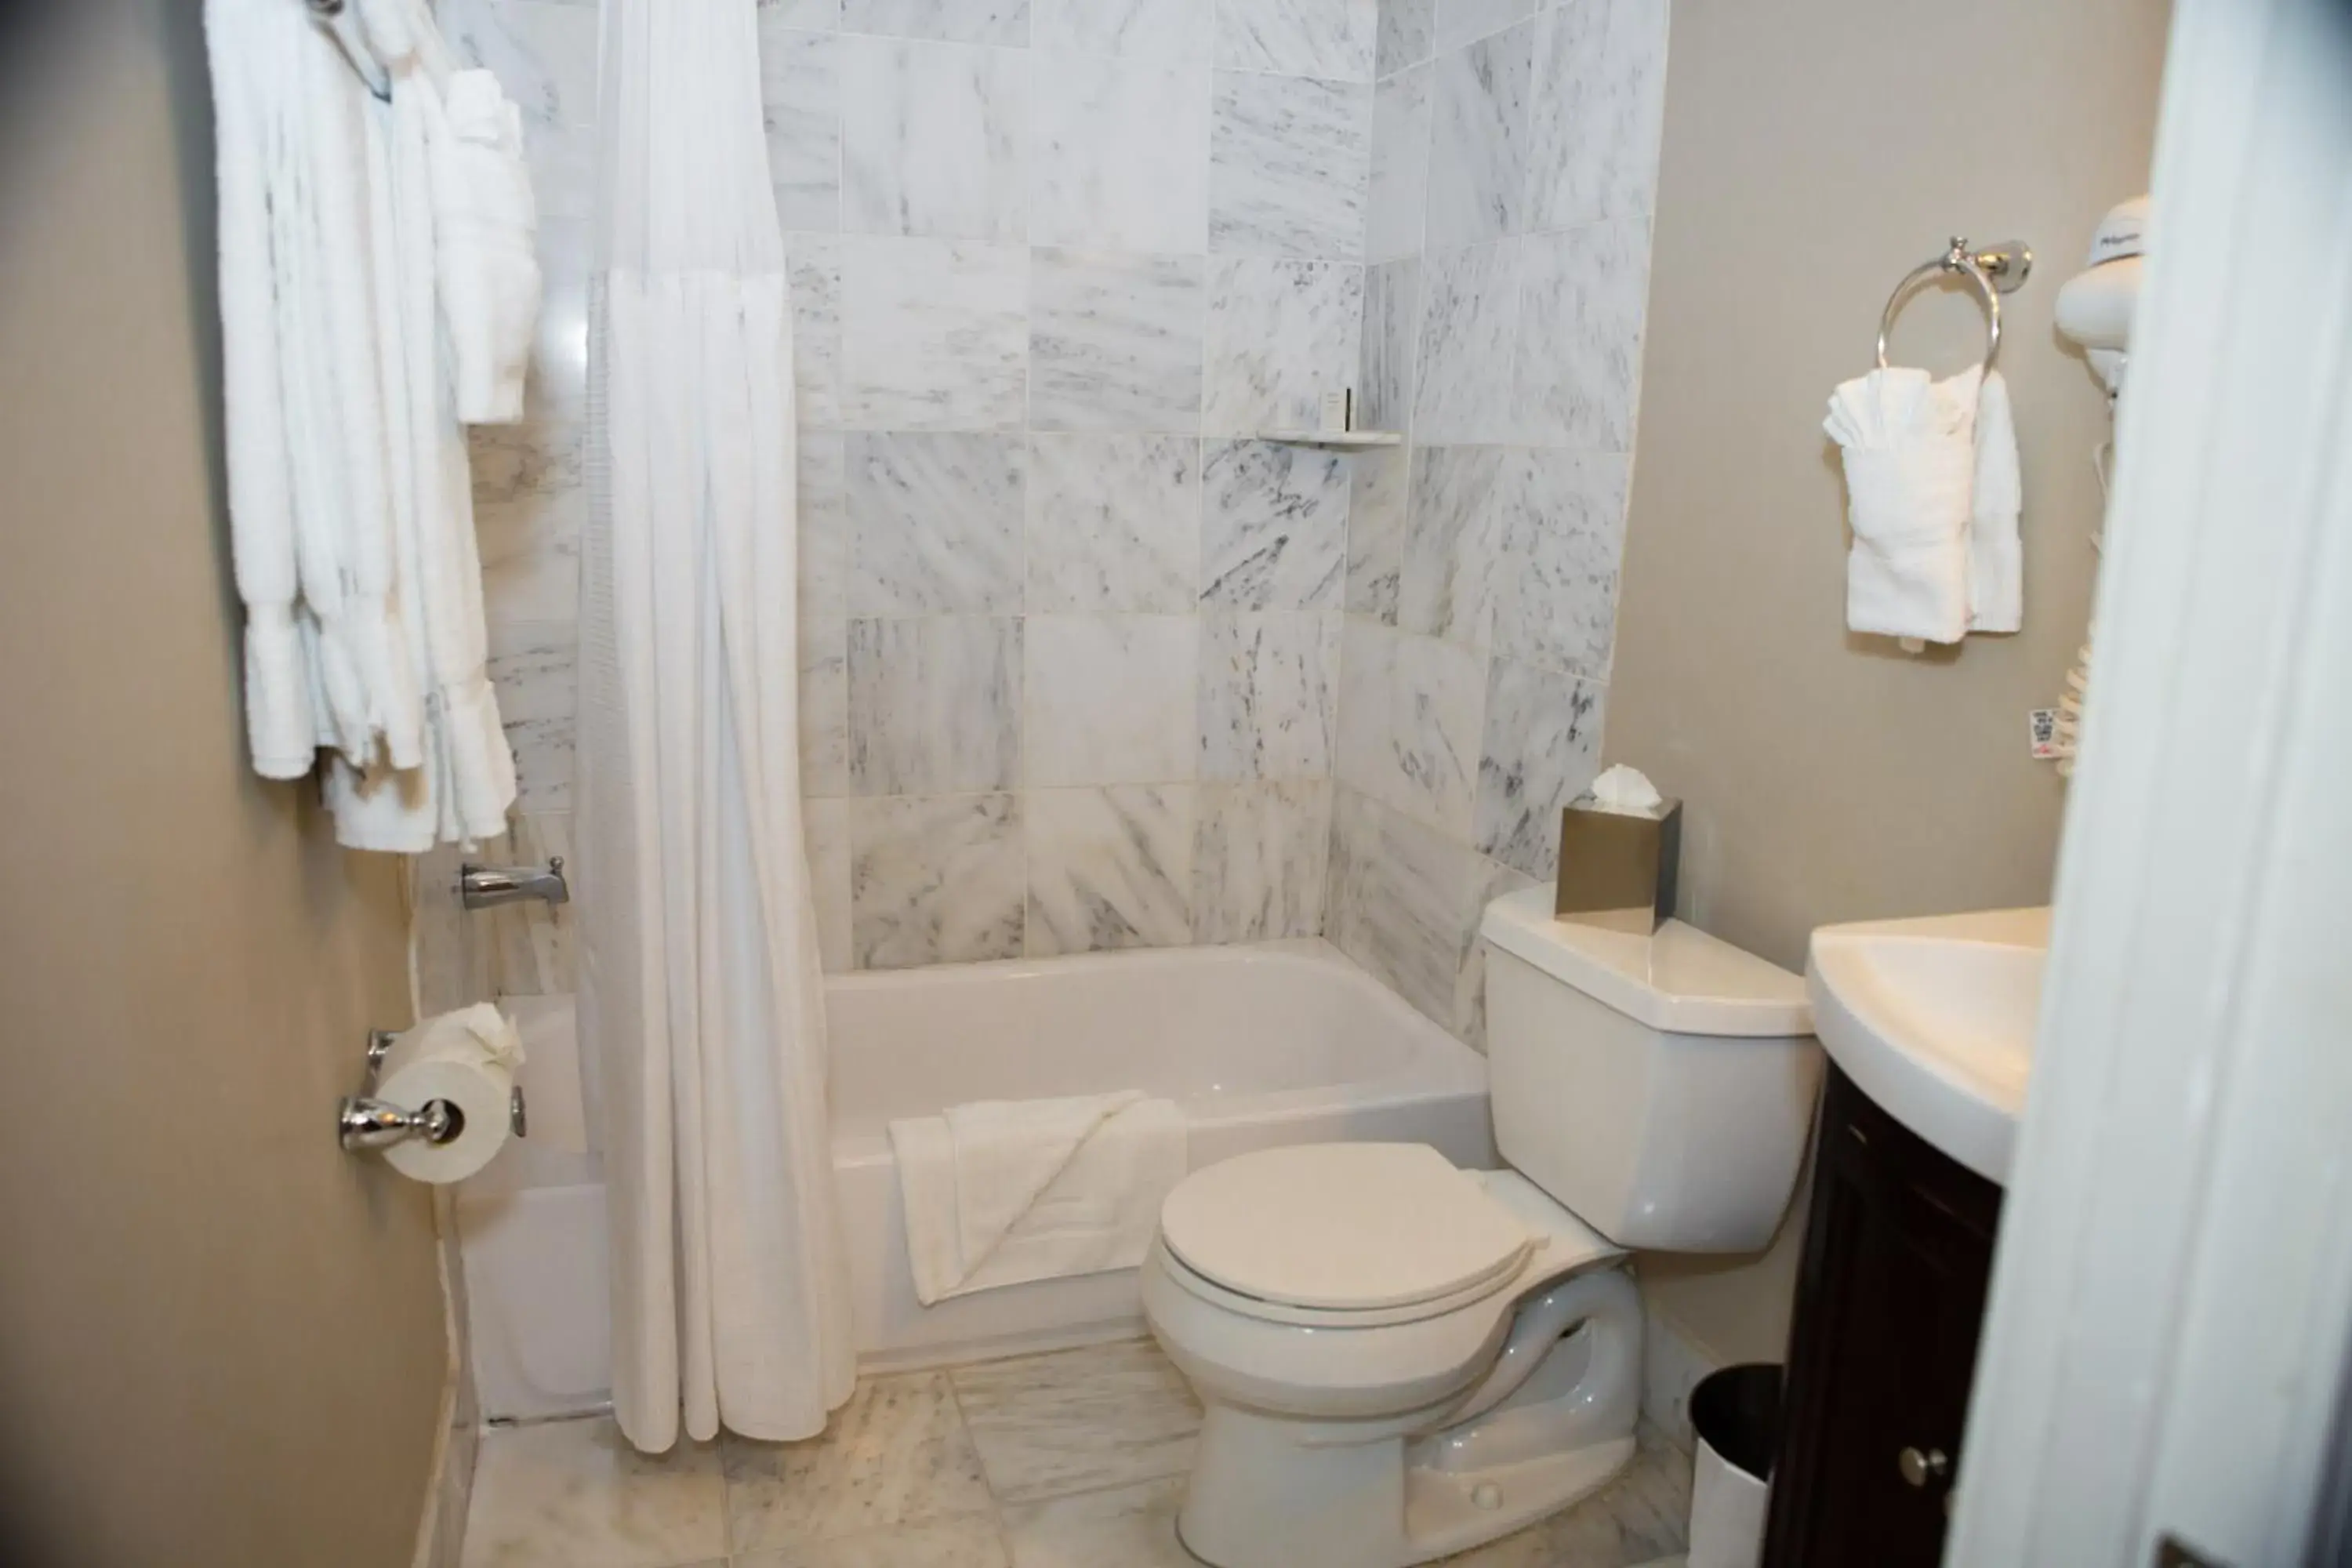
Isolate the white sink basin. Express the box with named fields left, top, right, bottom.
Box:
left=1806, top=908, right=2051, bottom=1185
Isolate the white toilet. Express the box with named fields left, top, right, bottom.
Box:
left=1142, top=885, right=1823, bottom=1568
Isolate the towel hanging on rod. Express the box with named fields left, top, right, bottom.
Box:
left=1877, top=236, right=2034, bottom=372
left=1835, top=234, right=2036, bottom=654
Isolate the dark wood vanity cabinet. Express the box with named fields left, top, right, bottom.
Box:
left=1762, top=1065, right=2005, bottom=1568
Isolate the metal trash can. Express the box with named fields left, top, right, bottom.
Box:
left=1687, top=1363, right=1783, bottom=1568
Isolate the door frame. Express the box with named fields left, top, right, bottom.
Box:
left=1945, top=0, right=2352, bottom=1563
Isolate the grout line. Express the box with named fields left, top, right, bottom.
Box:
left=991, top=1464, right=1198, bottom=1516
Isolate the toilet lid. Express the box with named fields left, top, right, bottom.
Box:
left=1159, top=1144, right=1534, bottom=1312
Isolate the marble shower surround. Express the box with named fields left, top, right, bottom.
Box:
left=1328, top=0, right=1668, bottom=1044
left=441, top=0, right=1665, bottom=1033
left=440, top=0, right=1395, bottom=989
left=777, top=0, right=1392, bottom=975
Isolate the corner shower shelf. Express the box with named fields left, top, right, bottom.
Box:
left=1258, top=429, right=1404, bottom=448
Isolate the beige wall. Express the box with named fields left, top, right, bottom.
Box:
left=0, top=7, right=448, bottom=1565
left=1610, top=0, right=2170, bottom=1358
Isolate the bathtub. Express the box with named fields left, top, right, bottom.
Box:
left=834, top=938, right=1495, bottom=1370
left=456, top=939, right=1494, bottom=1417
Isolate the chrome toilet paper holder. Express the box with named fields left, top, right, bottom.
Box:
left=337, top=1029, right=528, bottom=1154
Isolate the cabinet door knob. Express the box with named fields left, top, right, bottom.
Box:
left=1898, top=1446, right=1951, bottom=1488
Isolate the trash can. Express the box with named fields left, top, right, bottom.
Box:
left=1687, top=1363, right=1783, bottom=1568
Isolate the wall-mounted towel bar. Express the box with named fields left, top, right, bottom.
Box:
left=1877, top=237, right=2034, bottom=372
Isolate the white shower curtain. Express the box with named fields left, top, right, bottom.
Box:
left=576, top=0, right=854, bottom=1450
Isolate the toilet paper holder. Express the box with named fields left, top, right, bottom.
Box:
left=338, top=1029, right=528, bottom=1153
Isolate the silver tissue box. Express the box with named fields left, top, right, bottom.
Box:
left=1555, top=796, right=1682, bottom=934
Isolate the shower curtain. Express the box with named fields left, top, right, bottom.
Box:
left=576, top=0, right=854, bottom=1450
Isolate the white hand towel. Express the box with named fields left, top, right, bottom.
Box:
left=891, top=1094, right=1189, bottom=1305
left=1968, top=370, right=2023, bottom=633
left=1824, top=366, right=1982, bottom=645
left=430, top=69, right=542, bottom=425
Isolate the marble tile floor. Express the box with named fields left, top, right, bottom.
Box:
left=461, top=1336, right=1693, bottom=1568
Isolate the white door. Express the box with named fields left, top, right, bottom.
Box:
left=1945, top=1, right=2352, bottom=1564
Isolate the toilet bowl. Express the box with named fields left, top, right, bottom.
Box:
left=1142, top=1146, right=1645, bottom=1568
left=1144, top=887, right=1824, bottom=1568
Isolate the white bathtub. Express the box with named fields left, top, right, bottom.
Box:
left=834, top=938, right=1494, bottom=1370
left=457, top=939, right=1494, bottom=1416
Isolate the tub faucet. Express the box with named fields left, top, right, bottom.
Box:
left=460, top=857, right=569, bottom=911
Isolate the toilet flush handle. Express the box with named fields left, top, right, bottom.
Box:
left=1899, top=1446, right=1951, bottom=1488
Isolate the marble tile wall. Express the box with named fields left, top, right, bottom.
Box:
left=1330, top=0, right=1668, bottom=1045
left=444, top=0, right=1382, bottom=982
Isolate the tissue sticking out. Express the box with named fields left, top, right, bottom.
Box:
left=1584, top=764, right=1666, bottom=818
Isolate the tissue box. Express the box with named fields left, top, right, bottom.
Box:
left=1555, top=797, right=1682, bottom=934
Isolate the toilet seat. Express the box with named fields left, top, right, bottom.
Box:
left=1161, top=1144, right=1535, bottom=1319
left=1157, top=1233, right=1547, bottom=1330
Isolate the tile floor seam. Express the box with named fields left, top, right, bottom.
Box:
left=990, top=1465, right=1195, bottom=1511
left=937, top=1356, right=1032, bottom=1552
left=940, top=1358, right=985, bottom=1498
left=717, top=1433, right=735, bottom=1563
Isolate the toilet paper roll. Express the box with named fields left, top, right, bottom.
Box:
left=376, top=1004, right=524, bottom=1185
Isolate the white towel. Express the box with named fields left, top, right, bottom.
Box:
left=210, top=0, right=416, bottom=773
left=361, top=6, right=517, bottom=847
left=890, top=1093, right=1189, bottom=1306
left=206, top=0, right=520, bottom=849
left=430, top=69, right=542, bottom=425
left=302, top=14, right=423, bottom=770
left=408, top=63, right=522, bottom=839
left=1825, top=365, right=1982, bottom=644
left=204, top=0, right=314, bottom=779
left=1968, top=371, right=2023, bottom=633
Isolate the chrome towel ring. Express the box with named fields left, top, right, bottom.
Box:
left=1876, top=237, right=2034, bottom=372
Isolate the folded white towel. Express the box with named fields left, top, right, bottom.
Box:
left=430, top=69, right=541, bottom=424
left=1968, top=371, right=2023, bottom=633
left=1826, top=365, right=1983, bottom=645
left=890, top=1093, right=1188, bottom=1306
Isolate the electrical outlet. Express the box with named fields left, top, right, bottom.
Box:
left=2029, top=707, right=2071, bottom=760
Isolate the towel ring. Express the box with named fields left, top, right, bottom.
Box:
left=1876, top=237, right=2033, bottom=372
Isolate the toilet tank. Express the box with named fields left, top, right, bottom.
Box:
left=1479, top=886, right=1823, bottom=1253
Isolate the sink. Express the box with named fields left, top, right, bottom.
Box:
left=1806, top=908, right=2051, bottom=1185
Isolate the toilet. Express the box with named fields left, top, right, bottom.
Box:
left=1142, top=884, right=1823, bottom=1568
